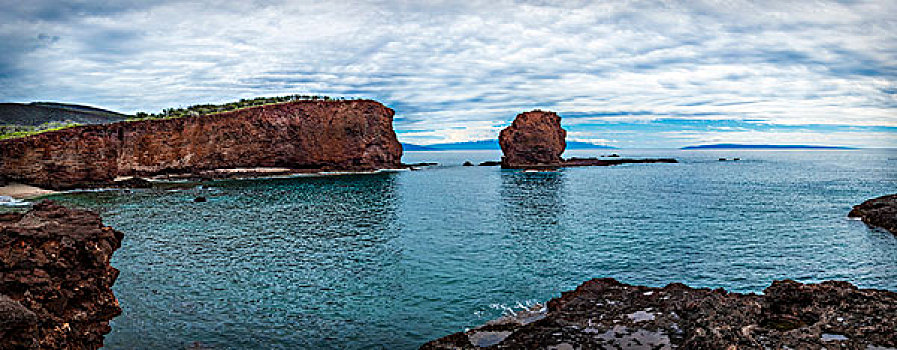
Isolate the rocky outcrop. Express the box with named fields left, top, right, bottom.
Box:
left=498, top=111, right=677, bottom=169
left=0, top=100, right=403, bottom=189
left=499, top=111, right=566, bottom=169
left=0, top=200, right=123, bottom=349
left=849, top=194, right=897, bottom=235
left=422, top=278, right=897, bottom=349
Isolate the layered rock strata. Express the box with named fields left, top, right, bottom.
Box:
left=849, top=193, right=897, bottom=235
left=0, top=100, right=403, bottom=189
left=422, top=278, right=897, bottom=349
left=0, top=200, right=123, bottom=349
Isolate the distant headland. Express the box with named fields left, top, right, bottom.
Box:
left=682, top=143, right=858, bottom=150
left=0, top=98, right=403, bottom=189
left=402, top=140, right=616, bottom=151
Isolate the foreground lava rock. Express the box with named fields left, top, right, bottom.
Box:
left=422, top=278, right=897, bottom=349
left=0, top=100, right=403, bottom=189
left=499, top=110, right=567, bottom=169
left=849, top=193, right=897, bottom=235
left=0, top=201, right=123, bottom=349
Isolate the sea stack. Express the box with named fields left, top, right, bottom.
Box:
left=849, top=193, right=897, bottom=235
left=0, top=200, right=123, bottom=348
left=499, top=110, right=566, bottom=169
left=0, top=100, right=403, bottom=189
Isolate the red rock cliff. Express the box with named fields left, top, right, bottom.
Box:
left=0, top=100, right=403, bottom=189
left=499, top=110, right=566, bottom=169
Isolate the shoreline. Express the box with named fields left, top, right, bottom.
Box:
left=0, top=183, right=59, bottom=200
left=0, top=167, right=409, bottom=200
left=423, top=278, right=897, bottom=349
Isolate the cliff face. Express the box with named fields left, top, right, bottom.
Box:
left=0, top=100, right=403, bottom=189
left=849, top=193, right=897, bottom=235
left=422, top=278, right=897, bottom=349
left=0, top=201, right=123, bottom=349
left=499, top=111, right=566, bottom=169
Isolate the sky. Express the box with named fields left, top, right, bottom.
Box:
left=1, top=0, right=895, bottom=148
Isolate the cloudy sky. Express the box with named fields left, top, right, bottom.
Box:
left=1, top=0, right=895, bottom=147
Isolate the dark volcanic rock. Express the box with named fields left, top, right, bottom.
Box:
left=0, top=200, right=123, bottom=349
left=0, top=295, right=38, bottom=347
left=849, top=193, right=897, bottom=234
left=0, top=100, right=403, bottom=189
left=462, top=161, right=474, bottom=166
left=478, top=161, right=501, bottom=166
left=422, top=278, right=897, bottom=349
left=499, top=110, right=566, bottom=169
left=112, top=177, right=153, bottom=189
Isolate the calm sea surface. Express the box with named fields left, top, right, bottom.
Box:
left=46, top=149, right=897, bottom=349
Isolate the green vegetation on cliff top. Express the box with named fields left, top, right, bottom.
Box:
left=1, top=95, right=344, bottom=140
left=0, top=121, right=83, bottom=140
left=128, top=94, right=347, bottom=121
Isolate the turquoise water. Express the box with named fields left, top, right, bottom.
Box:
left=47, top=149, right=897, bottom=349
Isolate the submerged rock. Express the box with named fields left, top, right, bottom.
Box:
left=422, top=278, right=897, bottom=349
left=112, top=176, right=153, bottom=188
left=849, top=193, right=897, bottom=235
left=0, top=200, right=123, bottom=349
left=499, top=110, right=566, bottom=169
left=478, top=161, right=501, bottom=166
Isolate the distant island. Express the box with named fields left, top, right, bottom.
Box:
left=402, top=140, right=616, bottom=151
left=682, top=143, right=857, bottom=150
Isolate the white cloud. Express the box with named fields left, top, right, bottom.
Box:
left=1, top=0, right=895, bottom=146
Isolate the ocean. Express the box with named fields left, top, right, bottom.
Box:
left=46, top=148, right=897, bottom=349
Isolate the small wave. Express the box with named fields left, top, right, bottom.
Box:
left=0, top=196, right=31, bottom=207
left=62, top=188, right=126, bottom=194
left=484, top=301, right=547, bottom=327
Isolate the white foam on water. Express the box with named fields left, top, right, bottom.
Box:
left=0, top=196, right=30, bottom=207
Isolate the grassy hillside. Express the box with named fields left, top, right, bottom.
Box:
left=0, top=102, right=128, bottom=126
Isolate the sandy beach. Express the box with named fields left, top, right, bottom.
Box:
left=0, top=183, right=58, bottom=199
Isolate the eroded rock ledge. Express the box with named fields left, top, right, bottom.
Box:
left=0, top=200, right=123, bottom=349
left=422, top=278, right=897, bottom=350
left=0, top=100, right=403, bottom=189
left=849, top=193, right=897, bottom=235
